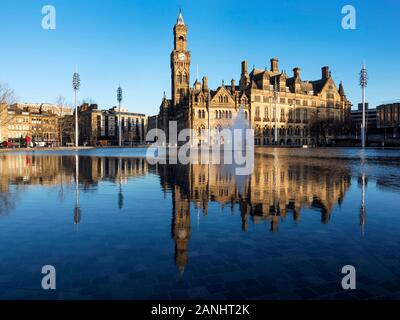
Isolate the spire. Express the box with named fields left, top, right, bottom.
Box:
left=177, top=9, right=185, bottom=25
left=339, top=81, right=345, bottom=96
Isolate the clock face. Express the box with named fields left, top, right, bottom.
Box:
left=179, top=53, right=185, bottom=61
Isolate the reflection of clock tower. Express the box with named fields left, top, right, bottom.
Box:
left=171, top=11, right=191, bottom=106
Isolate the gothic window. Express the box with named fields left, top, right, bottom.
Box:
left=183, top=73, right=188, bottom=84
left=255, top=106, right=260, bottom=118
left=198, top=110, right=202, bottom=118
left=215, top=110, right=218, bottom=119
left=296, top=109, right=301, bottom=121
left=202, top=110, right=205, bottom=118
left=229, top=111, right=232, bottom=119
left=177, top=72, right=182, bottom=84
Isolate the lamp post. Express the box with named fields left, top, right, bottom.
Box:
left=117, top=85, right=123, bottom=147
left=72, top=71, right=81, bottom=148
left=360, top=63, right=368, bottom=149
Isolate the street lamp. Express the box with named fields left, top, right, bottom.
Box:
left=360, top=63, right=368, bottom=149
left=73, top=71, right=81, bottom=148
left=117, top=85, right=123, bottom=147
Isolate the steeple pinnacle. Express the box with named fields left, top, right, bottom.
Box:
left=177, top=9, right=185, bottom=25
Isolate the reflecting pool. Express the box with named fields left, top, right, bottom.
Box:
left=0, top=148, right=400, bottom=300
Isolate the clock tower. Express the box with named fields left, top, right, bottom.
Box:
left=171, top=10, right=191, bottom=106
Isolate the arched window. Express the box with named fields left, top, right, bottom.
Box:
left=182, top=73, right=187, bottom=84
left=202, top=110, right=205, bottom=118
left=229, top=111, right=232, bottom=119
left=219, top=110, right=222, bottom=119
left=245, top=111, right=248, bottom=120
left=215, top=110, right=218, bottom=119
left=198, top=110, right=202, bottom=118
left=177, top=72, right=182, bottom=84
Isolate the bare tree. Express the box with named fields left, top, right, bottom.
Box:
left=55, top=95, right=73, bottom=146
left=0, top=82, right=17, bottom=142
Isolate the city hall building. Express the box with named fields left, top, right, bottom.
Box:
left=157, top=12, right=352, bottom=146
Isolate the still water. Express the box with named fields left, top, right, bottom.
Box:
left=0, top=148, right=400, bottom=300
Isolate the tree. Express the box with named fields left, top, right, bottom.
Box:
left=55, top=95, right=73, bottom=146
left=309, top=111, right=342, bottom=146
left=0, top=82, right=17, bottom=142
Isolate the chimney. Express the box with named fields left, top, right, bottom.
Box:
left=322, top=66, right=330, bottom=79
left=202, top=76, right=208, bottom=91
left=270, top=58, right=279, bottom=72
left=231, top=79, right=235, bottom=93
left=293, top=67, right=301, bottom=78
left=241, top=61, right=248, bottom=75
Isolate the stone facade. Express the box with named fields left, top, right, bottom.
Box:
left=158, top=12, right=352, bottom=146
left=78, top=103, right=147, bottom=146
left=0, top=103, right=60, bottom=144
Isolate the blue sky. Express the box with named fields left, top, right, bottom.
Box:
left=0, top=0, right=399, bottom=115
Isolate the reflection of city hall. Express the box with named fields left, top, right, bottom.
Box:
left=156, top=12, right=352, bottom=146
left=158, top=154, right=351, bottom=272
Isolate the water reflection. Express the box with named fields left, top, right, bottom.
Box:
left=1, top=150, right=400, bottom=273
